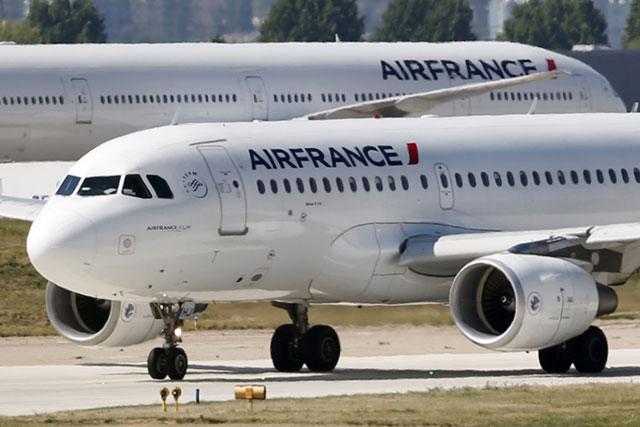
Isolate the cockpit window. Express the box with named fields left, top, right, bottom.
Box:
left=147, top=175, right=174, bottom=199
left=122, top=174, right=152, bottom=199
left=55, top=175, right=80, bottom=196
left=77, top=176, right=120, bottom=196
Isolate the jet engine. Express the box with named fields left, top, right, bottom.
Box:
left=449, top=253, right=617, bottom=351
left=46, top=282, right=163, bottom=347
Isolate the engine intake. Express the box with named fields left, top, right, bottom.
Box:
left=449, top=253, right=617, bottom=351
left=46, top=282, right=163, bottom=347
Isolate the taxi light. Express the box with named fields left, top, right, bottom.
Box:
left=174, top=327, right=182, bottom=337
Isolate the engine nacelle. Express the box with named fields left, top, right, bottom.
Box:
left=449, top=253, right=617, bottom=351
left=46, top=282, right=163, bottom=347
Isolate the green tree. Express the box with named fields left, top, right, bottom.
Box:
left=28, top=0, right=106, bottom=43
left=259, top=0, right=364, bottom=42
left=623, top=0, right=640, bottom=48
left=501, top=0, right=607, bottom=50
left=0, top=20, right=41, bottom=44
left=373, top=0, right=476, bottom=42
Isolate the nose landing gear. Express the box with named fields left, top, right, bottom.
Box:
left=147, top=301, right=202, bottom=380
left=270, top=302, right=341, bottom=373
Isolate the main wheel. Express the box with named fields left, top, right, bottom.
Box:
left=302, top=325, right=340, bottom=372
left=538, top=343, right=572, bottom=373
left=167, top=347, right=188, bottom=380
left=570, top=326, right=608, bottom=373
left=147, top=347, right=167, bottom=379
left=271, top=324, right=303, bottom=372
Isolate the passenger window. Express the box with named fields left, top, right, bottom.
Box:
left=336, top=177, right=344, bottom=192
left=349, top=176, right=357, bottom=192
left=557, top=171, right=566, bottom=185
left=532, top=171, right=540, bottom=186
left=309, top=178, right=318, bottom=193
left=439, top=173, right=448, bottom=189
left=388, top=176, right=396, bottom=191
left=596, top=169, right=604, bottom=184
left=506, top=171, right=515, bottom=186
left=375, top=176, right=383, bottom=191
left=283, top=178, right=292, bottom=193
left=257, top=180, right=265, bottom=194
left=147, top=175, right=174, bottom=199
left=420, top=174, right=428, bottom=189
left=467, top=172, right=476, bottom=188
left=362, top=177, right=370, bottom=192
left=570, top=170, right=579, bottom=184
left=608, top=168, right=617, bottom=184
left=519, top=171, right=528, bottom=186
left=323, top=177, right=331, bottom=193
left=55, top=175, right=80, bottom=196
left=493, top=171, right=502, bottom=187
left=296, top=178, right=305, bottom=193
left=78, top=176, right=120, bottom=196
left=634, top=168, right=640, bottom=183
left=544, top=171, right=552, bottom=185
left=455, top=173, right=463, bottom=188
left=481, top=172, right=489, bottom=187
left=270, top=179, right=278, bottom=194
left=401, top=176, right=409, bottom=190
left=122, top=174, right=152, bottom=199
left=583, top=170, right=592, bottom=184
left=621, top=168, right=630, bottom=183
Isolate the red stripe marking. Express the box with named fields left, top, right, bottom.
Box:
left=546, top=58, right=557, bottom=71
left=407, top=142, right=419, bottom=165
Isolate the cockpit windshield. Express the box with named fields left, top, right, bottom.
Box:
left=77, top=176, right=120, bottom=196
left=122, top=174, right=152, bottom=199
left=55, top=175, right=80, bottom=196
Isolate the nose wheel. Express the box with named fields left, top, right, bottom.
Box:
left=270, top=302, right=341, bottom=373
left=147, top=301, right=202, bottom=380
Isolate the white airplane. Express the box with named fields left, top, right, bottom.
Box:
left=8, top=113, right=638, bottom=380
left=0, top=41, right=625, bottom=163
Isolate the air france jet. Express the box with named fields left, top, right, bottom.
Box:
left=0, top=41, right=625, bottom=162
left=12, top=113, right=640, bottom=380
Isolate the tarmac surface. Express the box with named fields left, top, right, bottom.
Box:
left=1, top=323, right=640, bottom=417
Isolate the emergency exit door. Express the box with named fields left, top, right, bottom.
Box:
left=245, top=76, right=268, bottom=120
left=70, top=78, right=93, bottom=124
left=434, top=163, right=454, bottom=210
left=198, top=146, right=248, bottom=235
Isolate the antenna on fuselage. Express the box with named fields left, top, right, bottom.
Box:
left=527, top=97, right=538, bottom=115
left=631, top=102, right=638, bottom=113
left=170, top=107, right=181, bottom=126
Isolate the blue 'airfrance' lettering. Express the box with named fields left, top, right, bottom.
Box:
left=381, top=58, right=539, bottom=81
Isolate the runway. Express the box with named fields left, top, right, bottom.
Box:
left=3, top=348, right=640, bottom=416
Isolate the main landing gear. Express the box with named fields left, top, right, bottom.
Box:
left=538, top=325, right=608, bottom=374
left=270, top=302, right=341, bottom=372
left=147, top=302, right=201, bottom=380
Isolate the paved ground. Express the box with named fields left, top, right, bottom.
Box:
left=1, top=323, right=639, bottom=416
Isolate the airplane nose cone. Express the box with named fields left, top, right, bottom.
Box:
left=27, top=209, right=96, bottom=284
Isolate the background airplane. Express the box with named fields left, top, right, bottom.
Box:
left=8, top=112, right=639, bottom=380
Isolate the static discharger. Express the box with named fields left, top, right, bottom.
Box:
left=160, top=387, right=169, bottom=412
left=172, top=387, right=182, bottom=411
left=235, top=385, right=266, bottom=410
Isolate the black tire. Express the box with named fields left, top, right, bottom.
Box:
left=147, top=347, right=167, bottom=380
left=167, top=347, right=188, bottom=380
left=538, top=343, right=572, bottom=373
left=270, top=324, right=303, bottom=372
left=570, top=326, right=608, bottom=373
left=302, top=325, right=340, bottom=372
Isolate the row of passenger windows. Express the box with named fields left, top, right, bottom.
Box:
left=256, top=174, right=411, bottom=195
left=489, top=90, right=574, bottom=102
left=56, top=174, right=174, bottom=199
left=99, top=93, right=238, bottom=105
left=443, top=167, right=640, bottom=190
left=1, top=95, right=65, bottom=106
left=273, top=93, right=313, bottom=103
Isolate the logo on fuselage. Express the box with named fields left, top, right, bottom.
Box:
left=380, top=58, right=542, bottom=81
left=182, top=171, right=208, bottom=198
left=249, top=143, right=419, bottom=170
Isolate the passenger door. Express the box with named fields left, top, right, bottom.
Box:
left=70, top=78, right=93, bottom=124
left=245, top=76, right=268, bottom=120
left=198, top=145, right=248, bottom=235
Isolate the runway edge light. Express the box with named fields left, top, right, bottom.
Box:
left=172, top=387, right=182, bottom=412
left=159, top=387, right=169, bottom=412
left=234, top=385, right=266, bottom=410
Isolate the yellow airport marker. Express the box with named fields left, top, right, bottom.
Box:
left=234, top=385, right=266, bottom=410
left=172, top=387, right=182, bottom=411
left=159, top=387, right=169, bottom=412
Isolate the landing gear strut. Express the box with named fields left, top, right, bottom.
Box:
left=538, top=325, right=608, bottom=374
left=147, top=301, right=201, bottom=380
left=270, top=302, right=341, bottom=372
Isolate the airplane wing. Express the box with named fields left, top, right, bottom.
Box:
left=301, top=70, right=570, bottom=120
left=0, top=195, right=46, bottom=222
left=400, top=223, right=640, bottom=286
